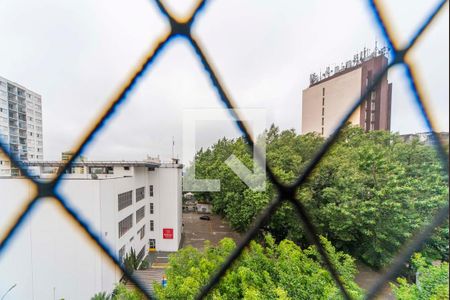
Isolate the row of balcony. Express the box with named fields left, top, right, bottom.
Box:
left=7, top=84, right=26, bottom=96
left=8, top=121, right=27, bottom=129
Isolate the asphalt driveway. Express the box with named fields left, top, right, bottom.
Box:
left=182, top=212, right=242, bottom=249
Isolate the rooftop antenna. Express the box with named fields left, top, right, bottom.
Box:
left=171, top=136, right=175, bottom=159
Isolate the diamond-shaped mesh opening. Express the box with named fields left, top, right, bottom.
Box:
left=0, top=1, right=448, bottom=299
left=0, top=197, right=122, bottom=299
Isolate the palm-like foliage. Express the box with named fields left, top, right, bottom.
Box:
left=123, top=248, right=149, bottom=275
left=91, top=291, right=111, bottom=300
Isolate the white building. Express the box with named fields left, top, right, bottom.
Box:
left=0, top=76, right=44, bottom=176
left=0, top=159, right=182, bottom=300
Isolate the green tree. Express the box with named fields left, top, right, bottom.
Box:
left=154, top=236, right=362, bottom=300
left=91, top=284, right=144, bottom=300
left=391, top=253, right=449, bottom=300
left=91, top=291, right=111, bottom=300
left=186, top=125, right=448, bottom=268
left=301, top=128, right=448, bottom=267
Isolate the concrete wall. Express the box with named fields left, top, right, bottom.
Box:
left=152, top=166, right=182, bottom=252
left=302, top=68, right=362, bottom=136
left=0, top=179, right=35, bottom=300
left=0, top=179, right=115, bottom=300
left=0, top=165, right=182, bottom=300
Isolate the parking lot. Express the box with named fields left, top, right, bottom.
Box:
left=182, top=212, right=242, bottom=249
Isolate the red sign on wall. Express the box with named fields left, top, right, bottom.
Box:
left=163, top=228, right=174, bottom=239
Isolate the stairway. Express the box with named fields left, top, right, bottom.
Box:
left=125, top=268, right=165, bottom=296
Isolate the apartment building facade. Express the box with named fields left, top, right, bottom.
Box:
left=0, top=160, right=182, bottom=300
left=302, top=48, right=392, bottom=136
left=0, top=76, right=43, bottom=176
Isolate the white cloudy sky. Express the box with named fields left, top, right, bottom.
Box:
left=0, top=0, right=448, bottom=162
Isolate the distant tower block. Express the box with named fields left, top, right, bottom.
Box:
left=302, top=48, right=392, bottom=137
left=0, top=75, right=44, bottom=176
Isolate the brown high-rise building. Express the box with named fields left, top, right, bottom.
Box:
left=302, top=48, right=392, bottom=136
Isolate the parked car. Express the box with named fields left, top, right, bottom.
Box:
left=199, top=215, right=211, bottom=221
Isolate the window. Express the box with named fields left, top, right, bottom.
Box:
left=322, top=87, right=325, bottom=96
left=124, top=166, right=130, bottom=171
left=150, top=220, right=154, bottom=231
left=136, top=206, right=145, bottom=223
left=321, top=127, right=324, bottom=135
left=322, top=98, right=325, bottom=106
left=118, top=214, right=133, bottom=238
left=136, top=187, right=145, bottom=202
left=118, top=191, right=133, bottom=211
left=149, top=185, right=154, bottom=197
left=149, top=239, right=156, bottom=249
left=138, top=225, right=146, bottom=240
left=321, top=118, right=324, bottom=126
left=322, top=107, right=325, bottom=116
left=150, top=203, right=154, bottom=214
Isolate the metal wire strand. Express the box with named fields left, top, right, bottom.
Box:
left=403, top=62, right=449, bottom=170
left=364, top=204, right=449, bottom=299
left=0, top=193, right=40, bottom=254
left=0, top=1, right=448, bottom=300
left=0, top=140, right=37, bottom=182
left=188, top=33, right=358, bottom=298
left=188, top=35, right=284, bottom=191
left=196, top=194, right=284, bottom=299
left=52, top=33, right=172, bottom=184
left=52, top=193, right=157, bottom=300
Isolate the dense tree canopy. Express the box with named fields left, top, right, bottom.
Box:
left=185, top=125, right=448, bottom=268
left=91, top=284, right=144, bottom=300
left=391, top=253, right=449, bottom=300
left=154, top=236, right=362, bottom=299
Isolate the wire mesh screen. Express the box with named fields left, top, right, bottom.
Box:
left=0, top=0, right=448, bottom=299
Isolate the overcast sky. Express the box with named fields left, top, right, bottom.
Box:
left=0, top=0, right=448, bottom=162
